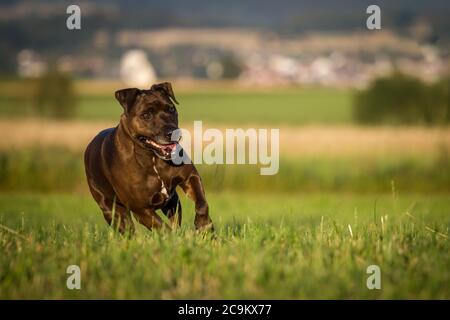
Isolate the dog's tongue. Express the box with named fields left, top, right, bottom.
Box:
left=162, top=143, right=177, bottom=153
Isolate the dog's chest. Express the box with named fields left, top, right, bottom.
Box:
left=146, top=160, right=171, bottom=206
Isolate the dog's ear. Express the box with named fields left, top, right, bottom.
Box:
left=151, top=82, right=179, bottom=105
left=115, top=88, right=141, bottom=113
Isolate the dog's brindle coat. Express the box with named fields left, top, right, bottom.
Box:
left=84, top=82, right=213, bottom=234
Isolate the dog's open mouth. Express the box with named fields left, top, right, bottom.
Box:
left=138, top=136, right=178, bottom=159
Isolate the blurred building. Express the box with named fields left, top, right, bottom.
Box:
left=17, top=50, right=46, bottom=78
left=112, top=29, right=448, bottom=87
left=3, top=1, right=449, bottom=87
left=120, top=50, right=157, bottom=88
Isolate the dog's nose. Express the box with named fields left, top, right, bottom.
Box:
left=165, top=128, right=179, bottom=141
left=165, top=131, right=173, bottom=140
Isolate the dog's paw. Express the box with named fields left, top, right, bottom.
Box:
left=194, top=215, right=214, bottom=232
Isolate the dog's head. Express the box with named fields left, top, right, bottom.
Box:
left=115, top=82, right=181, bottom=160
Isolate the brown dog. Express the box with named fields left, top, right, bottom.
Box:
left=84, top=82, right=213, bottom=234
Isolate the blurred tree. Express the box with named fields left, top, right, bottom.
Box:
left=426, top=77, right=449, bottom=124
left=220, top=54, right=242, bottom=79
left=354, top=73, right=449, bottom=125
left=34, top=67, right=78, bottom=119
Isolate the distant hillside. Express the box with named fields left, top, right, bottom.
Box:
left=4, top=1, right=448, bottom=30
left=0, top=0, right=449, bottom=74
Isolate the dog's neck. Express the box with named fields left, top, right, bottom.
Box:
left=114, top=115, right=163, bottom=167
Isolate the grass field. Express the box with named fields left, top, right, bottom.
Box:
left=1, top=148, right=450, bottom=193
left=0, top=81, right=449, bottom=299
left=0, top=87, right=353, bottom=124
left=0, top=192, right=449, bottom=299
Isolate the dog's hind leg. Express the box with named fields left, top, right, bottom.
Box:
left=161, top=191, right=182, bottom=227
left=87, top=179, right=135, bottom=235
left=94, top=200, right=135, bottom=235
left=106, top=199, right=135, bottom=235
left=133, top=208, right=171, bottom=231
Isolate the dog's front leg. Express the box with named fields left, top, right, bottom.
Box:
left=181, top=173, right=214, bottom=231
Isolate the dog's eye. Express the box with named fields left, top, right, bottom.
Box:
left=141, top=112, right=152, bottom=120
left=168, top=106, right=176, bottom=113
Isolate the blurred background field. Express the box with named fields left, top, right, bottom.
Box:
left=0, top=0, right=449, bottom=299
left=0, top=83, right=353, bottom=124
left=0, top=81, right=448, bottom=194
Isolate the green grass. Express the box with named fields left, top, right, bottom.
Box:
left=0, top=88, right=353, bottom=124
left=0, top=192, right=449, bottom=299
left=1, top=148, right=449, bottom=193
